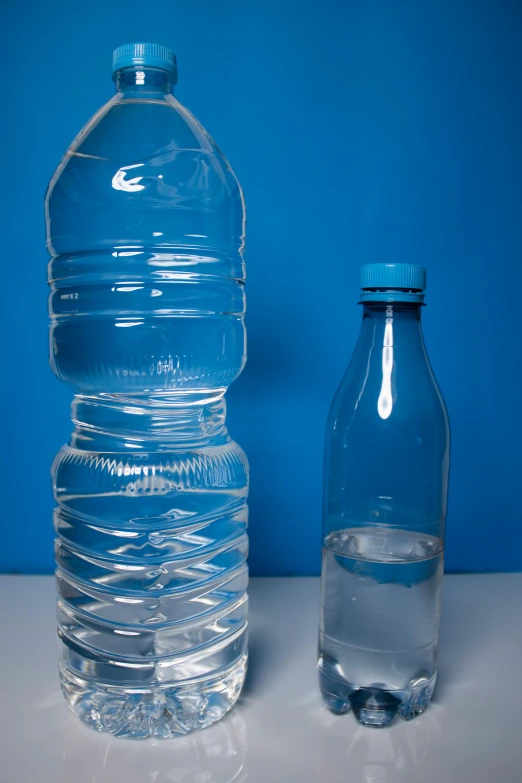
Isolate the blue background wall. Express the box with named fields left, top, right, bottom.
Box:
left=2, top=0, right=521, bottom=575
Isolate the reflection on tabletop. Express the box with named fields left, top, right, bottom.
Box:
left=318, top=705, right=444, bottom=783
left=60, top=711, right=248, bottom=783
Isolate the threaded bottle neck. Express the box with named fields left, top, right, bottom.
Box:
left=114, top=67, right=174, bottom=95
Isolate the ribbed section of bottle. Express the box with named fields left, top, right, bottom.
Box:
left=48, top=249, right=246, bottom=393
left=52, top=394, right=248, bottom=736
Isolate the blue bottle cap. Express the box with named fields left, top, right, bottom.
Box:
left=112, top=43, right=178, bottom=82
left=360, top=263, right=426, bottom=303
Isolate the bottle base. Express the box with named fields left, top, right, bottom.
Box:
left=319, top=668, right=436, bottom=728
left=60, top=654, right=247, bottom=739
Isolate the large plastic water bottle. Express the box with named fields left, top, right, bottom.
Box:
left=45, top=43, right=248, bottom=739
left=319, top=264, right=450, bottom=727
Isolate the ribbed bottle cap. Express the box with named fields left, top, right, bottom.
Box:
left=360, top=263, right=426, bottom=303
left=112, top=43, right=178, bottom=82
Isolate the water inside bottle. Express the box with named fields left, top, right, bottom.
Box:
left=318, top=526, right=443, bottom=727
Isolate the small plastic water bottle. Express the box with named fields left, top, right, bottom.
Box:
left=318, top=264, right=450, bottom=727
left=45, top=43, right=248, bottom=738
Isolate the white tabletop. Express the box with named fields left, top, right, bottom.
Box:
left=1, top=573, right=521, bottom=783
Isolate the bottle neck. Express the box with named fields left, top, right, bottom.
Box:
left=361, top=302, right=423, bottom=323
left=114, top=66, right=175, bottom=95
left=358, top=303, right=424, bottom=349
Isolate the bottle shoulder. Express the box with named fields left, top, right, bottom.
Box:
left=45, top=92, right=245, bottom=261
left=63, top=93, right=220, bottom=159
left=328, top=342, right=449, bottom=437
left=47, top=93, right=240, bottom=187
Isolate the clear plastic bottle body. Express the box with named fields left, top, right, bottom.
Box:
left=319, top=302, right=449, bottom=727
left=45, top=65, right=248, bottom=738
